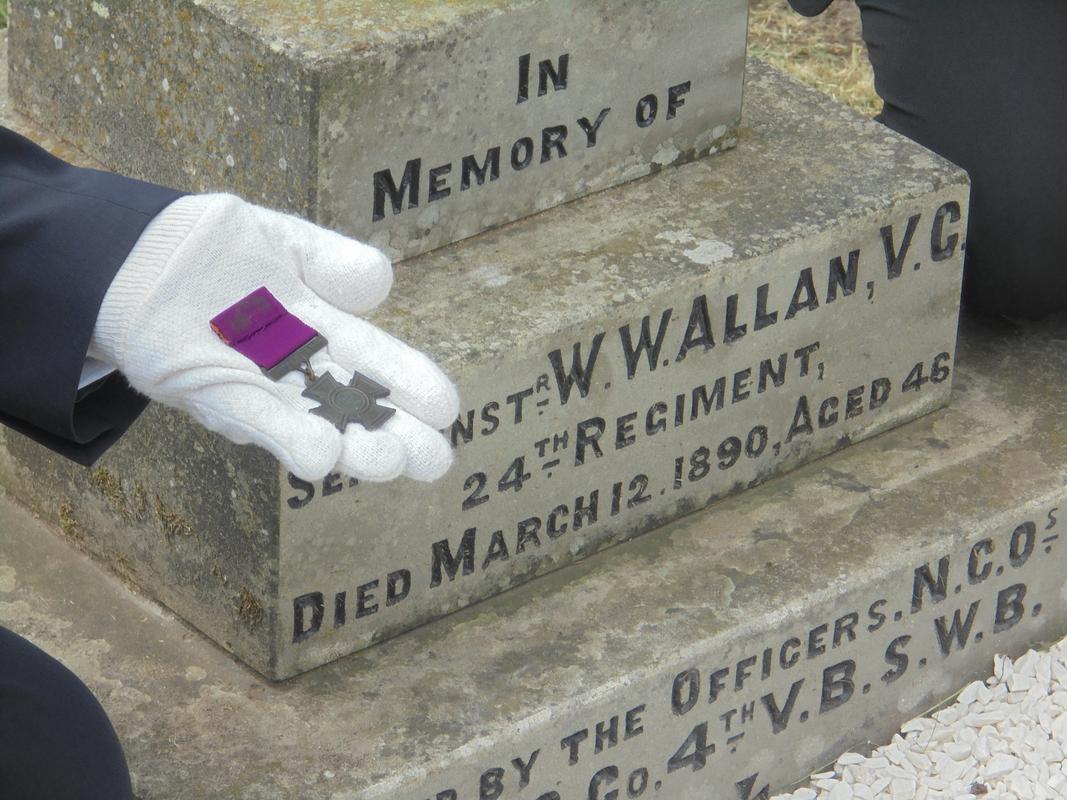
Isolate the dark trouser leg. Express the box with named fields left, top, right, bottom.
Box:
left=0, top=626, right=134, bottom=800
left=855, top=0, right=1067, bottom=320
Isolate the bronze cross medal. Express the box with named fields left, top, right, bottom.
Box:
left=302, top=372, right=395, bottom=432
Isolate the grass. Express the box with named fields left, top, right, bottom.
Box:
left=0, top=0, right=6, bottom=29
left=748, top=0, right=880, bottom=117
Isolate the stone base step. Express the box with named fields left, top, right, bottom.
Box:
left=2, top=314, right=1065, bottom=799
left=7, top=0, right=747, bottom=260
left=0, top=33, right=969, bottom=678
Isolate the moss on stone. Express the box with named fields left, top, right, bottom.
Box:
left=155, top=496, right=194, bottom=541
left=236, top=587, right=264, bottom=630
left=89, top=467, right=128, bottom=515
left=131, top=482, right=150, bottom=520
left=58, top=502, right=79, bottom=540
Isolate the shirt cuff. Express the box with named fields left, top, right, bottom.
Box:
left=78, top=357, right=116, bottom=390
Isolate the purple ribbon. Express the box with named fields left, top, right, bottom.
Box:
left=211, top=287, right=320, bottom=373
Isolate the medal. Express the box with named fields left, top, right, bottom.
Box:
left=210, top=287, right=396, bottom=432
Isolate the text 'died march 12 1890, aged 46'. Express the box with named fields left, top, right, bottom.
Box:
left=276, top=194, right=967, bottom=674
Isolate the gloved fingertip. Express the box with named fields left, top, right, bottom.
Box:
left=282, top=432, right=344, bottom=482
left=338, top=430, right=407, bottom=482
left=307, top=235, right=394, bottom=314
left=405, top=436, right=455, bottom=483
left=424, top=379, right=462, bottom=431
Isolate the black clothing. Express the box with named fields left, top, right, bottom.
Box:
left=0, top=125, right=183, bottom=462
left=0, top=626, right=134, bottom=800
left=1, top=126, right=181, bottom=797
left=789, top=0, right=1067, bottom=319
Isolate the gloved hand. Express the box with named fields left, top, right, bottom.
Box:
left=88, top=194, right=458, bottom=482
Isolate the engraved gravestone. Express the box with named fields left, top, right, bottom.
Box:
left=4, top=314, right=1067, bottom=800
left=7, top=0, right=747, bottom=259
left=3, top=14, right=1064, bottom=800
left=0, top=51, right=970, bottom=678
left=278, top=193, right=966, bottom=678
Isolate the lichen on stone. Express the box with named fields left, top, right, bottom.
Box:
left=211, top=560, right=228, bottom=586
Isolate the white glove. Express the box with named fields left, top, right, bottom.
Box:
left=88, top=193, right=459, bottom=483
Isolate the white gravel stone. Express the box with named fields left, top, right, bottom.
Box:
left=945, top=742, right=972, bottom=761
left=772, top=640, right=1067, bottom=800
left=836, top=753, right=866, bottom=767
left=983, top=752, right=1019, bottom=779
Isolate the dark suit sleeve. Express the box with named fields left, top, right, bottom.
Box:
left=788, top=0, right=834, bottom=16
left=0, top=125, right=185, bottom=464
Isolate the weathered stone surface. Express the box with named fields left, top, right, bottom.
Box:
left=7, top=0, right=746, bottom=260
left=0, top=40, right=969, bottom=678
left=2, top=314, right=1066, bottom=800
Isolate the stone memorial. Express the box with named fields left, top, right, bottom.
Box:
left=6, top=6, right=1066, bottom=799
left=1, top=13, right=968, bottom=678
left=6, top=0, right=747, bottom=259
left=3, top=314, right=1066, bottom=800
